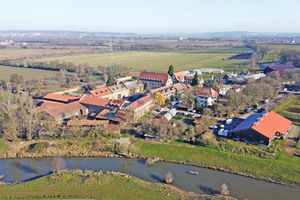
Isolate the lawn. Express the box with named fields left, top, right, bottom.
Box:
left=0, top=139, right=8, bottom=156
left=138, top=140, right=300, bottom=186
left=0, top=65, right=58, bottom=81
left=0, top=171, right=204, bottom=200
left=36, top=51, right=248, bottom=72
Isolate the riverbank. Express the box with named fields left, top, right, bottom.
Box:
left=0, top=138, right=299, bottom=187
left=0, top=170, right=234, bottom=200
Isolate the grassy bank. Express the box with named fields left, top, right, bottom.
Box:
left=0, top=139, right=8, bottom=156
left=138, top=140, right=300, bottom=186
left=1, top=138, right=299, bottom=187
left=0, top=171, right=232, bottom=200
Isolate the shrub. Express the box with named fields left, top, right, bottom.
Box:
left=165, top=172, right=174, bottom=184
left=221, top=183, right=230, bottom=195
left=27, top=142, right=50, bottom=153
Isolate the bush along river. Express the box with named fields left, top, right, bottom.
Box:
left=0, top=157, right=299, bottom=200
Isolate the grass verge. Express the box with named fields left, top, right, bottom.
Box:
left=138, top=140, right=300, bottom=186
left=0, top=139, right=8, bottom=156
left=0, top=171, right=233, bottom=200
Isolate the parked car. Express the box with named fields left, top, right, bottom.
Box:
left=158, top=108, right=164, bottom=112
left=244, top=108, right=251, bottom=113
left=187, top=108, right=191, bottom=111
left=192, top=110, right=196, bottom=113
left=212, top=114, right=220, bottom=117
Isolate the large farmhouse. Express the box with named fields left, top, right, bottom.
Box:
left=264, top=65, right=296, bottom=75
left=139, top=72, right=173, bottom=89
left=232, top=111, right=292, bottom=146
left=196, top=87, right=219, bottom=107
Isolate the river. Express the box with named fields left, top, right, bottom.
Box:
left=0, top=157, right=299, bottom=200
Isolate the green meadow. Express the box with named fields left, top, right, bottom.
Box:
left=0, top=65, right=58, bottom=81
left=37, top=51, right=248, bottom=72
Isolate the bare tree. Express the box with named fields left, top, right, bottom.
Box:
left=221, top=183, right=230, bottom=195
left=51, top=157, right=66, bottom=173
left=165, top=172, right=174, bottom=184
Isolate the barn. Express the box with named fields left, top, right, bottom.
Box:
left=232, top=111, right=292, bottom=146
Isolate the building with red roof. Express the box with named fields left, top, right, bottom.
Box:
left=45, top=101, right=89, bottom=123
left=67, top=119, right=110, bottom=127
left=172, top=71, right=187, bottom=83
left=139, top=72, right=173, bottom=89
left=232, top=111, right=292, bottom=146
left=43, top=93, right=82, bottom=103
left=79, top=95, right=111, bottom=113
left=128, top=93, right=155, bottom=120
left=196, top=87, right=219, bottom=107
left=88, top=87, right=112, bottom=98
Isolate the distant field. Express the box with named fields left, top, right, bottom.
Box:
left=275, top=96, right=300, bottom=126
left=0, top=65, right=58, bottom=81
left=260, top=53, right=278, bottom=63
left=0, top=48, right=92, bottom=60
left=267, top=45, right=300, bottom=52
left=37, top=51, right=248, bottom=72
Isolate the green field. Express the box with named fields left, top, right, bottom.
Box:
left=0, top=65, right=58, bottom=81
left=37, top=51, right=248, bottom=72
left=138, top=140, right=300, bottom=186
left=260, top=53, right=278, bottom=63
left=0, top=171, right=216, bottom=200
left=275, top=96, right=300, bottom=126
left=267, top=44, right=300, bottom=52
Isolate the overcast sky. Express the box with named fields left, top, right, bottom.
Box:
left=0, top=0, right=299, bottom=33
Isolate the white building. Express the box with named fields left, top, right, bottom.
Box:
left=196, top=87, right=219, bottom=107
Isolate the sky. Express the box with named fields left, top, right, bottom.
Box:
left=0, top=0, right=299, bottom=34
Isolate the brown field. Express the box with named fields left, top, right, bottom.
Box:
left=0, top=48, right=96, bottom=60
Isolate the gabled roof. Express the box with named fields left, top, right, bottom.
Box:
left=196, top=87, right=219, bottom=98
left=173, top=71, right=186, bottom=81
left=232, top=85, right=243, bottom=89
left=151, top=84, right=175, bottom=94
left=139, top=72, right=171, bottom=84
left=95, top=110, right=126, bottom=123
left=129, top=93, right=154, bottom=109
left=46, top=101, right=88, bottom=119
left=67, top=120, right=109, bottom=126
left=252, top=111, right=292, bottom=139
left=43, top=93, right=81, bottom=103
left=108, top=99, right=126, bottom=108
left=173, top=83, right=187, bottom=91
left=79, top=95, right=111, bottom=107
left=89, top=87, right=112, bottom=98
left=107, top=83, right=128, bottom=93
left=267, top=65, right=296, bottom=73
left=233, top=111, right=292, bottom=139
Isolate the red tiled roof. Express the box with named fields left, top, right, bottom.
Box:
left=34, top=99, right=65, bottom=111
left=196, top=87, right=219, bottom=98
left=46, top=101, right=88, bottom=119
left=67, top=119, right=109, bottom=126
left=79, top=95, right=111, bottom=107
left=139, top=72, right=171, bottom=84
left=130, top=93, right=154, bottom=109
left=95, top=110, right=126, bottom=123
left=43, top=93, right=81, bottom=103
left=173, top=83, right=187, bottom=91
left=173, top=71, right=186, bottom=81
left=252, top=111, right=292, bottom=139
left=107, top=83, right=127, bottom=93
left=89, top=87, right=112, bottom=98
left=108, top=99, right=125, bottom=108
left=151, top=85, right=174, bottom=93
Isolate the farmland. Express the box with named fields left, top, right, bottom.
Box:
left=0, top=48, right=95, bottom=60
left=0, top=65, right=58, bottom=81
left=260, top=44, right=300, bottom=63
left=275, top=96, right=300, bottom=126
left=36, top=51, right=248, bottom=72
